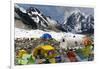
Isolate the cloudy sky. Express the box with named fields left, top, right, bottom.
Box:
left=16, top=3, right=94, bottom=24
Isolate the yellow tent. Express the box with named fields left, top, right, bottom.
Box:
left=32, top=45, right=56, bottom=58
left=41, top=45, right=55, bottom=51
left=17, top=49, right=28, bottom=58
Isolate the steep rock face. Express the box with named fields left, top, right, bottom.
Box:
left=81, top=15, right=94, bottom=34
left=15, top=7, right=38, bottom=29
left=63, top=11, right=94, bottom=34
left=15, top=5, right=60, bottom=32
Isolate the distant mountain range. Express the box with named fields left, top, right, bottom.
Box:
left=15, top=5, right=94, bottom=34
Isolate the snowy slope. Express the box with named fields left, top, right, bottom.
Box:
left=15, top=28, right=85, bottom=41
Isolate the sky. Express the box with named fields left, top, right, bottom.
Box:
left=16, top=3, right=94, bottom=24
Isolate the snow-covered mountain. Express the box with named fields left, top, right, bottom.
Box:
left=15, top=5, right=61, bottom=32
left=15, top=4, right=94, bottom=34
left=63, top=10, right=94, bottom=34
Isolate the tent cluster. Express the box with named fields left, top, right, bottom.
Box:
left=15, top=33, right=94, bottom=65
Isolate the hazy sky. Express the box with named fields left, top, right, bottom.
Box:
left=16, top=3, right=94, bottom=24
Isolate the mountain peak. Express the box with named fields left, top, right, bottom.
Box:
left=15, top=5, right=94, bottom=34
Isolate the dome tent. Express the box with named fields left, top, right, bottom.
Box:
left=41, top=33, right=52, bottom=40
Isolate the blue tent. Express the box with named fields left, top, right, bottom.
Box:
left=41, top=33, right=52, bottom=39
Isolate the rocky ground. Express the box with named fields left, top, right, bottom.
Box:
left=15, top=38, right=60, bottom=54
